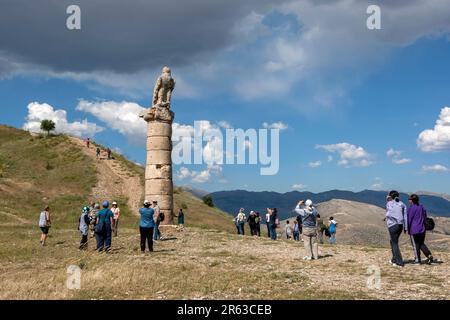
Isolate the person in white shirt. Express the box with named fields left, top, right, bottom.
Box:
left=39, top=206, right=51, bottom=246
left=111, top=201, right=121, bottom=237
left=265, top=211, right=271, bottom=238
left=285, top=220, right=293, bottom=240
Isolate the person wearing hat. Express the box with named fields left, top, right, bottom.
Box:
left=385, top=190, right=407, bottom=267
left=111, top=201, right=121, bottom=237
left=79, top=206, right=90, bottom=250
left=295, top=200, right=319, bottom=260
left=153, top=200, right=162, bottom=241
left=139, top=200, right=156, bottom=252
left=95, top=201, right=114, bottom=253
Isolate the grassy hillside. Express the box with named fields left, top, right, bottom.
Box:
left=0, top=126, right=97, bottom=229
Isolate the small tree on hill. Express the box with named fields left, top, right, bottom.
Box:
left=40, top=119, right=56, bottom=136
left=202, top=195, right=214, bottom=207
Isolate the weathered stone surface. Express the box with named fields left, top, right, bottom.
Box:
left=147, top=122, right=172, bottom=137
left=145, top=179, right=173, bottom=195
left=147, top=150, right=172, bottom=165
left=142, top=106, right=175, bottom=123
left=145, top=164, right=172, bottom=180
left=147, top=136, right=171, bottom=151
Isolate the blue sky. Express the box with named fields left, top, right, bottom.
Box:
left=1, top=1, right=450, bottom=194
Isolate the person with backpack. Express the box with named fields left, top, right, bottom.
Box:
left=247, top=211, right=258, bottom=236
left=39, top=205, right=51, bottom=246
left=285, top=220, right=293, bottom=240
left=268, top=208, right=279, bottom=240
left=139, top=200, right=156, bottom=253
left=295, top=200, right=319, bottom=260
left=236, top=208, right=246, bottom=235
left=111, top=201, right=121, bottom=237
left=407, top=194, right=434, bottom=265
left=255, top=211, right=261, bottom=236
left=153, top=200, right=163, bottom=240
left=385, top=190, right=408, bottom=267
left=95, top=201, right=114, bottom=253
left=328, top=217, right=337, bottom=244
left=316, top=214, right=327, bottom=244
left=79, top=206, right=90, bottom=250
left=293, top=220, right=300, bottom=241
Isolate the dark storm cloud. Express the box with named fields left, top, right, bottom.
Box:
left=0, top=0, right=277, bottom=73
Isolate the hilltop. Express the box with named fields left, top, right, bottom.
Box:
left=0, top=125, right=449, bottom=300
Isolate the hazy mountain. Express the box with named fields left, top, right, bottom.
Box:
left=208, top=189, right=450, bottom=219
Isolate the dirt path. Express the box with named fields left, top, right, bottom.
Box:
left=69, top=137, right=143, bottom=215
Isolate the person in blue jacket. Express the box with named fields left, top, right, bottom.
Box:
left=95, top=201, right=114, bottom=253
left=139, top=200, right=156, bottom=252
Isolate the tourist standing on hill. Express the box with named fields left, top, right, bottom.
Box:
left=285, top=220, right=293, bottom=240
left=268, top=208, right=279, bottom=240
left=89, top=203, right=99, bottom=237
left=295, top=214, right=303, bottom=242
left=407, top=194, right=434, bottom=265
left=255, top=212, right=261, bottom=236
left=85, top=137, right=90, bottom=148
left=96, top=147, right=101, bottom=159
left=139, top=200, right=155, bottom=252
left=176, top=208, right=185, bottom=228
left=265, top=210, right=271, bottom=238
left=236, top=208, right=246, bottom=235
left=95, top=201, right=114, bottom=253
left=111, top=201, right=120, bottom=237
left=316, top=214, right=326, bottom=244
left=295, top=200, right=319, bottom=260
left=107, top=148, right=112, bottom=160
left=385, top=190, right=407, bottom=267
left=153, top=200, right=162, bottom=240
left=293, top=220, right=300, bottom=241
left=247, top=211, right=258, bottom=236
left=79, top=206, right=90, bottom=250
left=328, top=217, right=338, bottom=244
left=39, top=205, right=51, bottom=246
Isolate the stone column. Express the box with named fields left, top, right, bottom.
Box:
left=142, top=107, right=175, bottom=224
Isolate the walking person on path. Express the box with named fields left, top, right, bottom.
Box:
left=385, top=190, right=408, bottom=267
left=176, top=208, right=185, bottom=228
left=316, top=214, right=326, bottom=244
left=236, top=208, right=246, bottom=235
left=96, top=147, right=101, bottom=159
left=95, top=201, right=114, bottom=253
left=39, top=205, right=51, bottom=246
left=111, top=201, right=121, bottom=237
left=139, top=200, right=156, bottom=253
left=79, top=206, right=90, bottom=250
left=407, top=194, right=434, bottom=265
left=295, top=200, right=319, bottom=260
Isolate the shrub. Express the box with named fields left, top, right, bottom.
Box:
left=202, top=195, right=214, bottom=207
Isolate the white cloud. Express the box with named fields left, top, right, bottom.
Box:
left=316, top=142, right=373, bottom=168
left=292, top=183, right=307, bottom=190
left=22, top=102, right=103, bottom=137
left=417, top=106, right=450, bottom=152
left=371, top=177, right=383, bottom=190
left=386, top=148, right=412, bottom=165
left=176, top=164, right=223, bottom=184
left=327, top=155, right=333, bottom=162
left=262, top=121, right=288, bottom=130
left=308, top=160, right=322, bottom=168
left=422, top=164, right=449, bottom=173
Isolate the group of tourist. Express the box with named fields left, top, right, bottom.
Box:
left=231, top=191, right=435, bottom=266
left=38, top=199, right=186, bottom=254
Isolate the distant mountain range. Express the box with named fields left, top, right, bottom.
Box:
left=208, top=189, right=450, bottom=220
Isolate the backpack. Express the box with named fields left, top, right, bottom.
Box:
left=159, top=211, right=165, bottom=222
left=324, top=228, right=331, bottom=237
left=424, top=217, right=435, bottom=231
left=329, top=222, right=336, bottom=233
left=255, top=217, right=259, bottom=224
